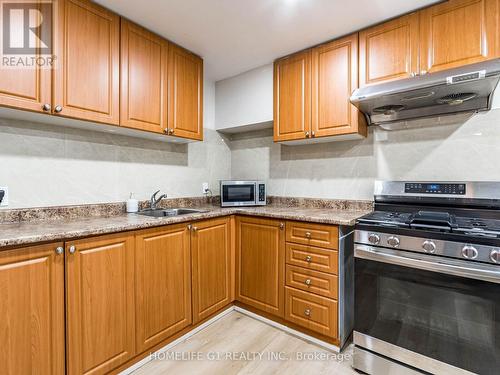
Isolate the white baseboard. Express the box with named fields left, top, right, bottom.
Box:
left=121, top=305, right=339, bottom=374
left=233, top=306, right=340, bottom=353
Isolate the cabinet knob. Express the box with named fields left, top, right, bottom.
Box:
left=169, top=129, right=175, bottom=135
left=279, top=223, right=284, bottom=230
left=410, top=72, right=417, bottom=77
left=187, top=224, right=192, bottom=230
left=42, top=103, right=51, bottom=112
left=164, top=129, right=169, bottom=134
left=305, top=131, right=310, bottom=138
left=192, top=226, right=198, bottom=232
left=69, top=245, right=76, bottom=254
left=305, top=255, right=312, bottom=263
left=305, top=232, right=311, bottom=238
left=304, top=279, right=312, bottom=286
left=311, top=131, right=315, bottom=137
left=55, top=246, right=64, bottom=255
left=304, top=308, right=311, bottom=317
left=54, top=105, right=63, bottom=113
left=420, top=70, right=428, bottom=75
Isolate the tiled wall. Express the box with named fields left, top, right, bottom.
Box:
left=229, top=109, right=500, bottom=200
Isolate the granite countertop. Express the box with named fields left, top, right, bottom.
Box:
left=0, top=205, right=371, bottom=248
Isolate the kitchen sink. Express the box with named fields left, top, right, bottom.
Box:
left=138, top=208, right=207, bottom=217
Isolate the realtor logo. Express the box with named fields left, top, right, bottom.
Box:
left=1, top=0, right=55, bottom=68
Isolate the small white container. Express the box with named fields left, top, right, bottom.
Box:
left=126, top=193, right=139, bottom=213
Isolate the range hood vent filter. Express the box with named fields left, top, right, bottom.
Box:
left=436, top=92, right=478, bottom=105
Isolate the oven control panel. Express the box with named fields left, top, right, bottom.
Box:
left=405, top=183, right=466, bottom=195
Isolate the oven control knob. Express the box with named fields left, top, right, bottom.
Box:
left=422, top=240, right=436, bottom=253
left=490, top=249, right=500, bottom=264
left=368, top=233, right=380, bottom=245
left=387, top=236, right=400, bottom=248
left=462, top=245, right=478, bottom=260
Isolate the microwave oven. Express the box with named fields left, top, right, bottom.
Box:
left=220, top=180, right=266, bottom=207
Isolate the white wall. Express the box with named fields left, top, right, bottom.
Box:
left=229, top=108, right=500, bottom=200
left=0, top=79, right=232, bottom=209
left=215, top=64, right=273, bottom=131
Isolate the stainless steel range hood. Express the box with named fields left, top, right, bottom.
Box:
left=350, top=59, right=500, bottom=125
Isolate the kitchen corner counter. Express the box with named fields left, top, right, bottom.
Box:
left=0, top=204, right=372, bottom=248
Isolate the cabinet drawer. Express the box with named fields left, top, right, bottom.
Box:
left=286, top=243, right=338, bottom=274
left=285, top=287, right=338, bottom=338
left=286, top=265, right=337, bottom=299
left=286, top=221, right=338, bottom=249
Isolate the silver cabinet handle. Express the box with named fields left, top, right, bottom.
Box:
left=42, top=103, right=51, bottom=112
left=304, top=308, right=311, bottom=317
left=304, top=279, right=312, bottom=286
left=305, top=255, right=312, bottom=263
left=420, top=70, right=428, bottom=75
left=55, top=246, right=64, bottom=255
left=311, top=131, right=315, bottom=137
left=305, top=131, right=310, bottom=138
left=279, top=223, right=284, bottom=230
left=69, top=245, right=76, bottom=254
left=410, top=72, right=417, bottom=77
left=164, top=129, right=169, bottom=134
left=305, top=232, right=311, bottom=238
left=192, top=226, right=198, bottom=232
left=169, top=129, right=174, bottom=135
left=355, top=245, right=500, bottom=284
left=54, top=105, right=63, bottom=113
left=187, top=224, right=192, bottom=230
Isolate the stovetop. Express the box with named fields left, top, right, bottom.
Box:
left=357, top=210, right=500, bottom=239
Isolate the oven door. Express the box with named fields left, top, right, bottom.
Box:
left=221, top=182, right=256, bottom=207
left=354, top=245, right=500, bottom=375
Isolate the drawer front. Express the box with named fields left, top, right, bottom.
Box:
left=286, top=243, right=338, bottom=274
left=286, top=221, right=338, bottom=249
left=285, top=287, right=338, bottom=338
left=286, top=265, right=338, bottom=299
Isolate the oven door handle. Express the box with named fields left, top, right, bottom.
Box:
left=355, top=245, right=500, bottom=284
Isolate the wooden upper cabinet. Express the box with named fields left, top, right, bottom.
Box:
left=120, top=20, right=169, bottom=133
left=0, top=243, right=65, bottom=375
left=53, top=0, right=120, bottom=124
left=168, top=44, right=204, bottom=140
left=236, top=216, right=285, bottom=318
left=0, top=2, right=51, bottom=113
left=419, top=0, right=500, bottom=73
left=359, top=13, right=419, bottom=86
left=66, top=233, right=136, bottom=375
left=135, top=224, right=192, bottom=353
left=312, top=33, right=366, bottom=138
left=274, top=50, right=312, bottom=141
left=191, top=217, right=232, bottom=323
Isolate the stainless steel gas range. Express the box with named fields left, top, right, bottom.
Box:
left=352, top=181, right=500, bottom=375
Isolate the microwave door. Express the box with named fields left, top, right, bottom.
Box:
left=222, top=184, right=256, bottom=206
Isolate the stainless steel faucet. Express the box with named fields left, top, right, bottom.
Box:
left=150, top=190, right=168, bottom=209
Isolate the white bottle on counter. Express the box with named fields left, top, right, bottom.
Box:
left=126, top=193, right=139, bottom=213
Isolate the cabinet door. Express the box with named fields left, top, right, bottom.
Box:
left=120, top=20, right=168, bottom=133
left=168, top=44, right=203, bottom=140
left=0, top=243, right=64, bottom=375
left=420, top=0, right=500, bottom=73
left=236, top=216, right=285, bottom=317
left=274, top=50, right=312, bottom=141
left=53, top=0, right=120, bottom=124
left=311, top=33, right=366, bottom=138
left=0, top=2, right=51, bottom=113
left=192, top=217, right=232, bottom=323
left=135, top=224, right=192, bottom=352
left=359, top=13, right=419, bottom=86
left=66, top=233, right=135, bottom=375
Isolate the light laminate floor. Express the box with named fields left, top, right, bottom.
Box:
left=132, top=311, right=357, bottom=375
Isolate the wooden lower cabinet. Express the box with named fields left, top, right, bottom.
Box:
left=285, top=287, right=338, bottom=338
left=191, top=217, right=233, bottom=323
left=66, top=233, right=136, bottom=375
left=0, top=243, right=65, bottom=375
left=236, top=216, right=285, bottom=317
left=135, top=224, right=192, bottom=352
